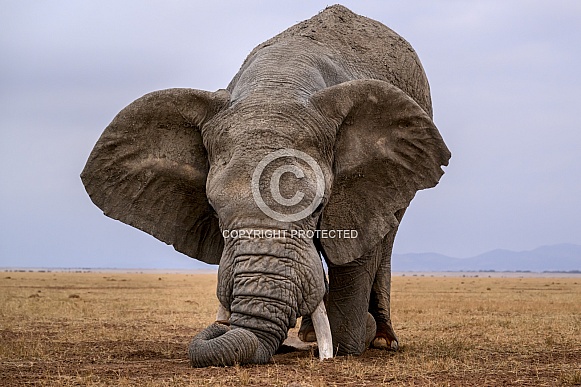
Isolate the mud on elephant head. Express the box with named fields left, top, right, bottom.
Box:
left=81, top=5, right=450, bottom=366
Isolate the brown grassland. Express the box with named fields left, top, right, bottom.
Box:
left=1, top=271, right=580, bottom=386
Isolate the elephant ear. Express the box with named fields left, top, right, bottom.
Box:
left=81, top=88, right=230, bottom=264
left=311, top=80, right=451, bottom=265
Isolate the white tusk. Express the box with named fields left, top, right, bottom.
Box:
left=311, top=300, right=333, bottom=360
left=215, top=303, right=230, bottom=321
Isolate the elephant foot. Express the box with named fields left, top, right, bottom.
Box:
left=371, top=336, right=399, bottom=350
left=298, top=316, right=317, bottom=342
left=371, top=321, right=399, bottom=350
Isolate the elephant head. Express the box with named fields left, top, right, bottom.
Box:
left=81, top=5, right=450, bottom=367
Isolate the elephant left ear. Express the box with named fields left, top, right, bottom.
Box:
left=81, top=88, right=229, bottom=264
left=310, top=79, right=451, bottom=265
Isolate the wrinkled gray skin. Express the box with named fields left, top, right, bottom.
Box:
left=81, top=5, right=450, bottom=366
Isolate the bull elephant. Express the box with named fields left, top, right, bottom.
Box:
left=81, top=5, right=450, bottom=367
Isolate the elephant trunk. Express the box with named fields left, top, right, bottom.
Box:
left=189, top=252, right=315, bottom=366
left=188, top=322, right=260, bottom=367
left=189, top=304, right=285, bottom=367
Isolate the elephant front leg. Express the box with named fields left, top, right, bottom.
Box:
left=325, top=251, right=382, bottom=356
left=369, top=208, right=405, bottom=351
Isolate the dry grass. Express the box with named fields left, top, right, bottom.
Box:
left=1, top=271, right=580, bottom=386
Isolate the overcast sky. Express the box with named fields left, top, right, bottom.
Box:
left=1, top=1, right=580, bottom=269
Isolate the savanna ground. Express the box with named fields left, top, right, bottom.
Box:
left=1, top=271, right=580, bottom=386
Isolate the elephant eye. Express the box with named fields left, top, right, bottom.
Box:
left=312, top=201, right=325, bottom=217
left=396, top=119, right=413, bottom=129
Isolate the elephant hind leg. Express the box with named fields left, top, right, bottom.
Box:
left=369, top=269, right=399, bottom=350
left=369, top=208, right=405, bottom=351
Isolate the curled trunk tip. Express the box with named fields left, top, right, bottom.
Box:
left=188, top=323, right=259, bottom=367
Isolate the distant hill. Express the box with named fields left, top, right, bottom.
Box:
left=4, top=244, right=580, bottom=273
left=393, top=244, right=581, bottom=272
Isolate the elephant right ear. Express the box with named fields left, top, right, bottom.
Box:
left=81, top=88, right=230, bottom=264
left=311, top=80, right=451, bottom=265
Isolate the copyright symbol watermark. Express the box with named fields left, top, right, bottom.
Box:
left=251, top=148, right=325, bottom=222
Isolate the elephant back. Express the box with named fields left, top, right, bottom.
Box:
left=237, top=5, right=433, bottom=117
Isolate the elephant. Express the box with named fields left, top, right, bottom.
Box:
left=81, top=5, right=450, bottom=367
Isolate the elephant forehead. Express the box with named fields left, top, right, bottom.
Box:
left=218, top=102, right=326, bottom=135
left=203, top=106, right=334, bottom=166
